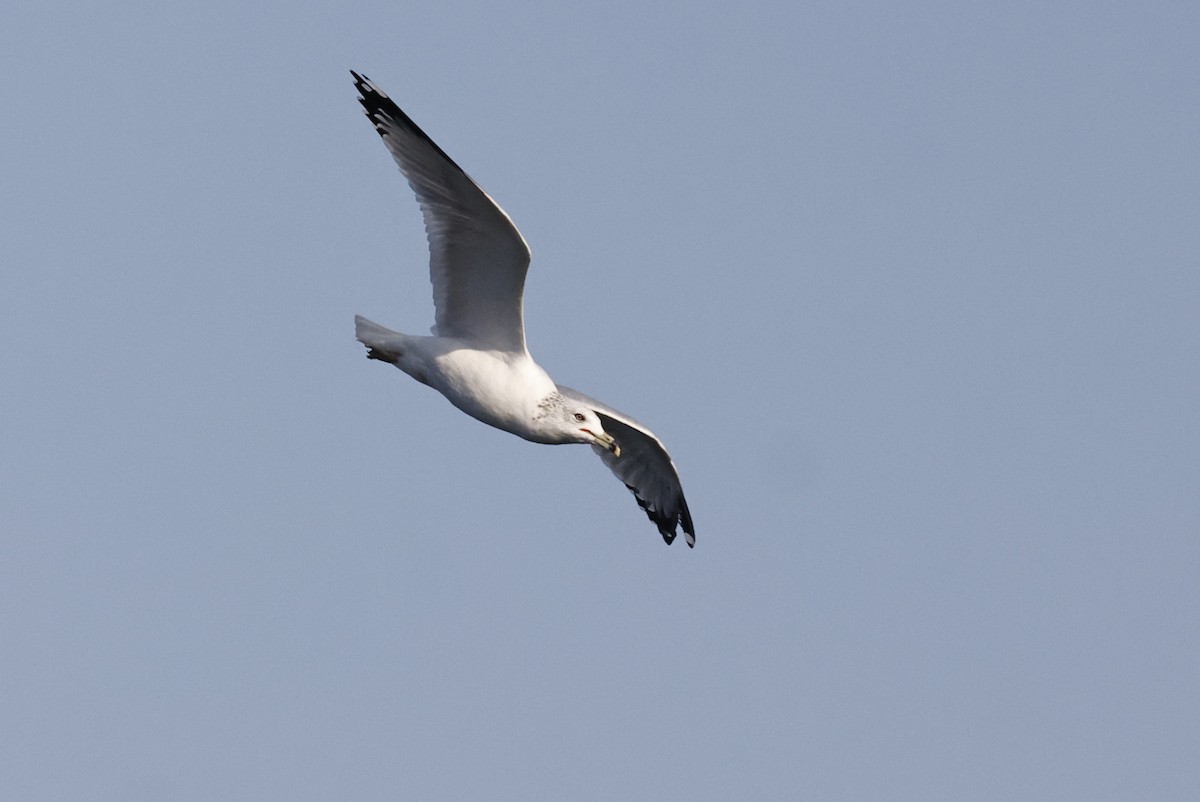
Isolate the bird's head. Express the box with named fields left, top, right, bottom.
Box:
left=567, top=404, right=620, bottom=457
left=537, top=393, right=620, bottom=456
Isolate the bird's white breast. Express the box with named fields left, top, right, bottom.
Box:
left=408, top=337, right=558, bottom=441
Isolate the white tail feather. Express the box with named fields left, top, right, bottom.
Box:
left=355, top=315, right=406, bottom=361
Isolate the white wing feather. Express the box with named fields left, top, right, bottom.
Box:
left=353, top=72, right=532, bottom=353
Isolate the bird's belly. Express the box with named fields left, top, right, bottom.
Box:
left=418, top=344, right=556, bottom=441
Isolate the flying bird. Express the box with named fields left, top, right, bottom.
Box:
left=350, top=72, right=694, bottom=546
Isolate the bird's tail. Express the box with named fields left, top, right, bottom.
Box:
left=355, top=315, right=406, bottom=364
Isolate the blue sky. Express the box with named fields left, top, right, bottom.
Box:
left=3, top=1, right=1198, bottom=799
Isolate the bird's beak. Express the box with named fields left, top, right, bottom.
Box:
left=595, top=431, right=621, bottom=458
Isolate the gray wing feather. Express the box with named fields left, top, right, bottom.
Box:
left=353, top=72, right=531, bottom=353
left=557, top=385, right=695, bottom=547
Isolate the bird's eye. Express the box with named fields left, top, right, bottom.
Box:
left=574, top=412, right=586, bottom=422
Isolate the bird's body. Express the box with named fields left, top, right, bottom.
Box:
left=357, top=318, right=566, bottom=444
left=351, top=72, right=695, bottom=546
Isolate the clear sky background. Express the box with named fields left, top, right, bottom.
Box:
left=3, top=1, right=1198, bottom=799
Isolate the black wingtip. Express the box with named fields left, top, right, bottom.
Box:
left=349, top=70, right=371, bottom=97
left=626, top=482, right=693, bottom=547
left=349, top=70, right=468, bottom=175
left=681, top=498, right=696, bottom=548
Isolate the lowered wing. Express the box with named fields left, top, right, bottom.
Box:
left=557, top=385, right=695, bottom=547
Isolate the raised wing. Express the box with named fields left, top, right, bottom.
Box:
left=557, top=385, right=695, bottom=547
left=353, top=72, right=532, bottom=353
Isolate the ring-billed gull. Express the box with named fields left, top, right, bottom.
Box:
left=350, top=72, right=694, bottom=547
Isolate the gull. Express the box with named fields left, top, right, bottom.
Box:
left=350, top=72, right=694, bottom=546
